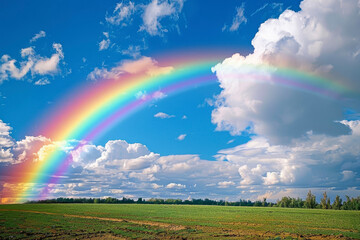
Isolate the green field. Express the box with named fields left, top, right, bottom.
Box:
left=0, top=204, right=359, bottom=239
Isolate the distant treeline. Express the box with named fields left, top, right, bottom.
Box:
left=27, top=190, right=360, bottom=210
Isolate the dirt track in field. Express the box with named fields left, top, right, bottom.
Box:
left=0, top=208, right=186, bottom=231
left=0, top=208, right=355, bottom=239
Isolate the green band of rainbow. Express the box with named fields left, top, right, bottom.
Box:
left=2, top=54, right=354, bottom=203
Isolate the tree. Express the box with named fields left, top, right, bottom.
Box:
left=332, top=195, right=342, bottom=210
left=305, top=190, right=316, bottom=209
left=262, top=198, right=267, bottom=207
left=326, top=198, right=331, bottom=209
left=320, top=192, right=330, bottom=209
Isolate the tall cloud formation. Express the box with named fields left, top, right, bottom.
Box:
left=212, top=0, right=360, bottom=144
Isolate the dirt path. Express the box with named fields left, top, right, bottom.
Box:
left=0, top=208, right=186, bottom=231
left=0, top=209, right=355, bottom=239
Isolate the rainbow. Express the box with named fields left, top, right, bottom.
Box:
left=1, top=53, right=354, bottom=204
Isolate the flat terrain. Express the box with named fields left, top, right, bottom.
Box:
left=0, top=204, right=359, bottom=239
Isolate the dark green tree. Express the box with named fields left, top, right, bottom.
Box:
left=332, top=195, right=342, bottom=210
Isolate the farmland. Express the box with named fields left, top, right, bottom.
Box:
left=0, top=204, right=359, bottom=239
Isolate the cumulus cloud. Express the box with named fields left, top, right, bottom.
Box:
left=12, top=136, right=52, bottom=164
left=0, top=43, right=65, bottom=84
left=222, top=3, right=247, bottom=32
left=1, top=119, right=360, bottom=202
left=212, top=0, right=360, bottom=144
left=30, top=30, right=46, bottom=43
left=177, top=134, right=186, bottom=141
left=0, top=120, right=14, bottom=149
left=33, top=43, right=64, bottom=75
left=154, top=112, right=174, bottom=119
left=217, top=120, right=360, bottom=190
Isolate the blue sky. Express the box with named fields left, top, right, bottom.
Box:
left=0, top=0, right=300, bottom=158
left=1, top=0, right=360, bottom=202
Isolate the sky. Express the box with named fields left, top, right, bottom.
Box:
left=0, top=0, right=360, bottom=203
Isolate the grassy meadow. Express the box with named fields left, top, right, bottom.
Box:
left=0, top=204, right=359, bottom=239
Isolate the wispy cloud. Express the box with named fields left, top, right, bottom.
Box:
left=87, top=56, right=173, bottom=81
left=177, top=134, right=186, bottom=141
left=105, top=1, right=135, bottom=26
left=154, top=112, right=175, bottom=119
left=30, top=30, right=46, bottom=43
left=222, top=3, right=247, bottom=32
left=34, top=78, right=50, bottom=86
left=99, top=32, right=110, bottom=51
left=250, top=3, right=284, bottom=17
left=106, top=0, right=184, bottom=36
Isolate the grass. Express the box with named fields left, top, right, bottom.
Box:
left=0, top=204, right=359, bottom=239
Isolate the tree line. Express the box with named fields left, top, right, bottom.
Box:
left=26, top=191, right=360, bottom=210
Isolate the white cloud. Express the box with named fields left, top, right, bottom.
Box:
left=151, top=183, right=163, bottom=189
left=152, top=91, right=166, bottom=100
left=30, top=31, right=46, bottom=43
left=33, top=43, right=64, bottom=75
left=106, top=1, right=135, bottom=26
left=86, top=67, right=114, bottom=81
left=34, top=78, right=50, bottom=86
left=223, top=3, right=247, bottom=32
left=119, top=56, right=173, bottom=76
left=140, top=0, right=183, bottom=36
left=0, top=120, right=14, bottom=149
left=1, top=119, right=359, bottom=202
left=177, top=134, right=186, bottom=141
left=218, top=181, right=235, bottom=188
left=110, top=189, right=124, bottom=194
left=0, top=42, right=65, bottom=84
left=154, top=112, right=174, bottom=119
left=87, top=57, right=173, bottom=82
left=106, top=0, right=183, bottom=37
left=0, top=53, right=34, bottom=82
left=212, top=0, right=360, bottom=144
left=227, top=139, right=234, bottom=144
left=217, top=120, right=360, bottom=189
left=99, top=39, right=110, bottom=51
left=99, top=32, right=111, bottom=51
left=121, top=45, right=142, bottom=58
left=166, top=183, right=186, bottom=189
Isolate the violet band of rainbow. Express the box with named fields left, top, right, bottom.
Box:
left=8, top=55, right=356, bottom=203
